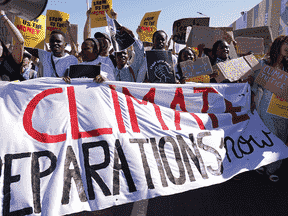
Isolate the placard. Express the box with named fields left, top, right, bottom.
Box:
left=213, top=57, right=253, bottom=82
left=254, top=65, right=288, bottom=101
left=139, top=11, right=161, bottom=43
left=187, top=26, right=224, bottom=48
left=15, top=15, right=46, bottom=49
left=90, top=0, right=113, bottom=28
left=233, top=26, right=273, bottom=52
left=180, top=56, right=213, bottom=78
left=172, top=18, right=210, bottom=44
left=267, top=93, right=288, bottom=119
left=146, top=50, right=176, bottom=83
left=243, top=54, right=262, bottom=71
left=69, top=65, right=100, bottom=78
left=45, top=10, right=69, bottom=43
left=235, top=37, right=264, bottom=55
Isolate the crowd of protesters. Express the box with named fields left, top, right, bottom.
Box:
left=0, top=8, right=288, bottom=182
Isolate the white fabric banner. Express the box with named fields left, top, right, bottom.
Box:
left=0, top=78, right=287, bottom=215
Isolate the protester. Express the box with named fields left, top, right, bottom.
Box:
left=252, top=35, right=288, bottom=181
left=25, top=30, right=78, bottom=77
left=175, top=47, right=197, bottom=83
left=20, top=52, right=37, bottom=80
left=0, top=10, right=25, bottom=81
left=114, top=27, right=145, bottom=82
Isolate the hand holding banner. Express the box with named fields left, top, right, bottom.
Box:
left=138, top=11, right=161, bottom=43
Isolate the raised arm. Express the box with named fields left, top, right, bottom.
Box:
left=83, top=8, right=91, bottom=40
left=0, top=10, right=24, bottom=64
left=65, top=20, right=78, bottom=56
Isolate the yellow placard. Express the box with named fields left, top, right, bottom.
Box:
left=45, top=10, right=70, bottom=43
left=90, top=0, right=112, bottom=28
left=267, top=94, right=288, bottom=119
left=14, top=15, right=46, bottom=49
left=139, top=11, right=161, bottom=43
left=186, top=75, right=210, bottom=83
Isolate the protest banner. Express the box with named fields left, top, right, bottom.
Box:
left=186, top=26, right=224, bottom=48
left=90, top=0, right=112, bottom=28
left=233, top=26, right=273, bottom=53
left=106, top=14, right=135, bottom=51
left=213, top=57, right=253, bottom=83
left=146, top=50, right=176, bottom=83
left=69, top=65, right=100, bottom=78
left=180, top=56, right=213, bottom=78
left=0, top=78, right=287, bottom=215
left=243, top=54, right=262, bottom=71
left=138, top=11, right=161, bottom=43
left=235, top=37, right=264, bottom=55
left=172, top=18, right=210, bottom=44
left=267, top=93, right=288, bottom=119
left=14, top=15, right=46, bottom=49
left=254, top=65, right=288, bottom=101
left=45, top=10, right=69, bottom=43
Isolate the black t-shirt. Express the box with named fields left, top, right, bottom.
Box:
left=0, top=54, right=24, bottom=81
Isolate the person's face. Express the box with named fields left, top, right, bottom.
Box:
left=22, top=57, right=30, bottom=67
left=49, top=33, right=66, bottom=57
left=116, top=51, right=128, bottom=68
left=97, top=37, right=110, bottom=55
left=81, top=40, right=98, bottom=62
left=153, top=32, right=167, bottom=50
left=280, top=42, right=288, bottom=60
left=180, top=50, right=195, bottom=62
left=216, top=41, right=229, bottom=60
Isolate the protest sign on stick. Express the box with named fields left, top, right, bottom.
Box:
left=90, top=0, right=112, bottom=28
left=213, top=57, right=253, bottom=82
left=254, top=65, right=288, bottom=102
left=14, top=15, right=46, bottom=49
left=138, top=11, right=161, bottom=43
left=187, top=26, right=224, bottom=48
left=235, top=37, right=264, bottom=55
left=45, top=10, right=69, bottom=43
left=180, top=56, right=213, bottom=78
left=172, top=17, right=210, bottom=44
left=146, top=50, right=176, bottom=83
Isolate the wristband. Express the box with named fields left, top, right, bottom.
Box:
left=0, top=14, right=6, bottom=19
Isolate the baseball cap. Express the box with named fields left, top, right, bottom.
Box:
left=94, top=32, right=111, bottom=43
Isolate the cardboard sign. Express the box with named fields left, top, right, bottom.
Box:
left=90, top=0, right=112, bottom=28
left=267, top=93, right=288, bottom=119
left=68, top=65, right=100, bottom=78
left=106, top=17, right=135, bottom=51
left=45, top=10, right=69, bottom=43
left=186, top=75, right=210, bottom=83
left=66, top=24, right=78, bottom=45
left=213, top=57, right=253, bottom=82
left=146, top=50, right=176, bottom=83
left=254, top=65, right=288, bottom=101
left=187, top=26, right=224, bottom=48
left=172, top=18, right=210, bottom=44
left=233, top=26, right=273, bottom=51
left=229, top=41, right=238, bottom=59
left=235, top=37, right=264, bottom=55
left=138, top=11, right=161, bottom=43
left=180, top=56, right=213, bottom=78
left=243, top=54, right=262, bottom=71
left=15, top=15, right=46, bottom=49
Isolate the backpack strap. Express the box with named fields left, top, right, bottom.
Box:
left=128, top=66, right=136, bottom=82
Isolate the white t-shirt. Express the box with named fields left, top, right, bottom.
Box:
left=38, top=49, right=78, bottom=77
left=78, top=59, right=115, bottom=81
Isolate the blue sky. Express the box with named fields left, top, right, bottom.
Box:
left=44, top=0, right=262, bottom=44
